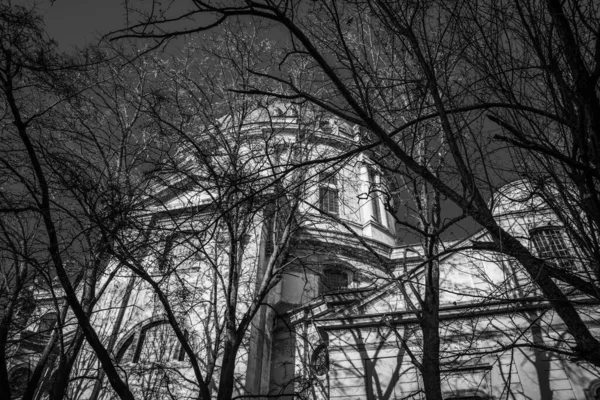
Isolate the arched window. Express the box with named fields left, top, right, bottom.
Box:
left=117, top=321, right=188, bottom=364
left=585, top=379, right=600, bottom=400
left=530, top=227, right=575, bottom=269
left=319, top=172, right=339, bottom=215
left=320, top=267, right=350, bottom=294
left=310, top=344, right=329, bottom=377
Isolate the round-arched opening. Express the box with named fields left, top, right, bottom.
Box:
left=586, top=379, right=600, bottom=400
left=116, top=320, right=188, bottom=364
left=310, top=344, right=329, bottom=377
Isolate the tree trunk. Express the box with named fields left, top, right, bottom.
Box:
left=0, top=290, right=18, bottom=399
left=21, top=309, right=63, bottom=400
left=216, top=339, right=238, bottom=400
left=48, top=330, right=85, bottom=400
left=420, top=317, right=442, bottom=400
left=420, top=251, right=443, bottom=400
left=6, top=91, right=136, bottom=400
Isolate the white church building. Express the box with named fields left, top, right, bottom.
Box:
left=8, top=103, right=600, bottom=400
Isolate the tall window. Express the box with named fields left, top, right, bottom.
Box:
left=264, top=205, right=275, bottom=257
left=368, top=168, right=389, bottom=227
left=319, top=172, right=339, bottom=215
left=368, top=169, right=382, bottom=223
left=530, top=227, right=576, bottom=270
left=310, top=344, right=329, bottom=376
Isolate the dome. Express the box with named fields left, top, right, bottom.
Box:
left=490, top=179, right=549, bottom=218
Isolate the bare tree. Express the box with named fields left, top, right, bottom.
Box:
left=0, top=5, right=167, bottom=400
left=113, top=0, right=600, bottom=370
left=69, top=42, right=350, bottom=400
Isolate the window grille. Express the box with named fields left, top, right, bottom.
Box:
left=531, top=227, right=576, bottom=270
left=320, top=268, right=349, bottom=293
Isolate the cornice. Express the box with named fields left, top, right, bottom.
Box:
left=301, top=295, right=600, bottom=332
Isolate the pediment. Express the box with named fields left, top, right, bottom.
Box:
left=306, top=232, right=513, bottom=322
left=305, top=283, right=408, bottom=321
left=144, top=176, right=213, bottom=212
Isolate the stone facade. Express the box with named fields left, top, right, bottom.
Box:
left=269, top=180, right=600, bottom=400
left=7, top=106, right=600, bottom=399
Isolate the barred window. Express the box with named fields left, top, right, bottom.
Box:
left=531, top=227, right=576, bottom=270
left=320, top=267, right=349, bottom=294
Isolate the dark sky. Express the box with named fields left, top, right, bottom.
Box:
left=35, top=0, right=126, bottom=49
left=30, top=0, right=489, bottom=244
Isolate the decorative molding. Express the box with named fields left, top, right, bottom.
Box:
left=584, top=379, right=600, bottom=400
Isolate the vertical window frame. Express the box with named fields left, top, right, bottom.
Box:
left=319, top=172, right=340, bottom=215
left=368, top=168, right=385, bottom=225
left=530, top=227, right=576, bottom=270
